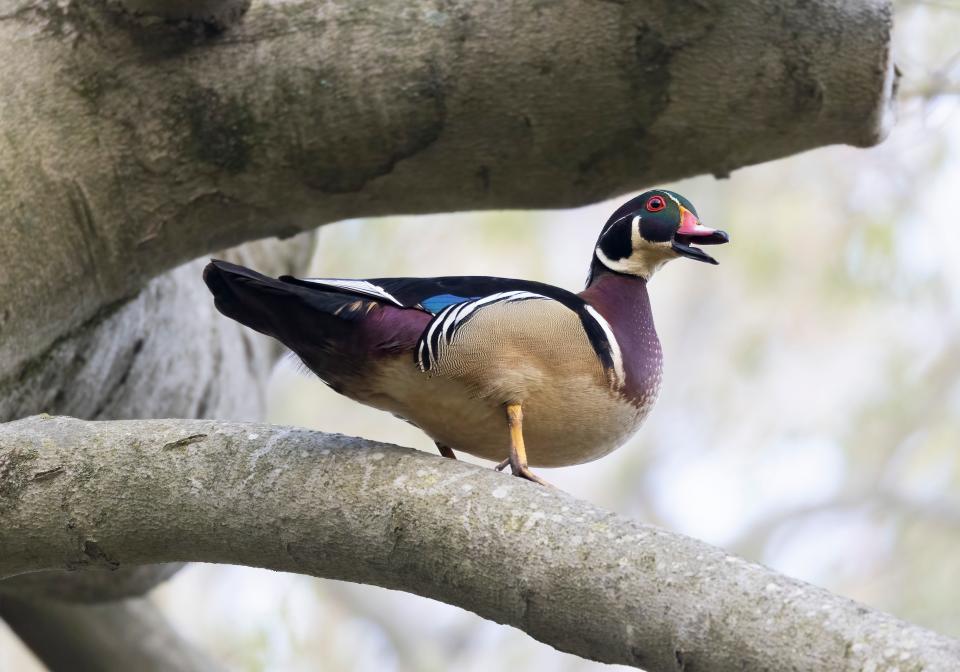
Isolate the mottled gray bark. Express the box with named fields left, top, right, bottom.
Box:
left=2, top=416, right=957, bottom=672
left=0, top=0, right=896, bottom=383
left=0, top=595, right=222, bottom=672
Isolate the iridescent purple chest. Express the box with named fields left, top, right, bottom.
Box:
left=580, top=273, right=663, bottom=408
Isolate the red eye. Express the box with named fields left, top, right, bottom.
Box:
left=646, top=196, right=666, bottom=212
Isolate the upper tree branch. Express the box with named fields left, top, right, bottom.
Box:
left=2, top=416, right=956, bottom=672
left=0, top=0, right=895, bottom=379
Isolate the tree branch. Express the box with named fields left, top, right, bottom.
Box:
left=0, top=0, right=896, bottom=380
left=0, top=594, right=223, bottom=672
left=2, top=416, right=956, bottom=672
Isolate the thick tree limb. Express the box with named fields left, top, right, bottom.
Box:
left=0, top=595, right=223, bottom=672
left=2, top=416, right=956, bottom=672
left=0, top=0, right=896, bottom=380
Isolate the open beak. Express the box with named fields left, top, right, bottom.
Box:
left=672, top=206, right=730, bottom=265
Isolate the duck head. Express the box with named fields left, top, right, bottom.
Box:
left=588, top=189, right=729, bottom=284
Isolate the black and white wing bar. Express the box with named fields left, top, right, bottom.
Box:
left=415, top=291, right=624, bottom=389
left=416, top=291, right=548, bottom=371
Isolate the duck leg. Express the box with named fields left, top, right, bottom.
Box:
left=504, top=403, right=550, bottom=486
left=435, top=442, right=457, bottom=460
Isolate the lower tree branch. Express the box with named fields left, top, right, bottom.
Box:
left=0, top=594, right=222, bottom=672
left=2, top=416, right=957, bottom=671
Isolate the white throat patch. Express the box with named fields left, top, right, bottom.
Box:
left=595, top=216, right=676, bottom=279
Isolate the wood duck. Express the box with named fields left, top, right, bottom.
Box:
left=204, top=189, right=728, bottom=485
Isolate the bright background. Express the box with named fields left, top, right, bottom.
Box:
left=3, top=2, right=960, bottom=670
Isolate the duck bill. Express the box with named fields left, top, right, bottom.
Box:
left=672, top=206, right=730, bottom=265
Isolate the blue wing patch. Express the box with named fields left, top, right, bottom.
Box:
left=420, top=293, right=475, bottom=314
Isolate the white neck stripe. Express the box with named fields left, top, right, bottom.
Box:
left=583, top=305, right=625, bottom=386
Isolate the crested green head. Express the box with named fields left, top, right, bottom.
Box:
left=589, top=189, right=729, bottom=284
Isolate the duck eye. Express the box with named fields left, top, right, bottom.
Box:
left=646, top=196, right=665, bottom=212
